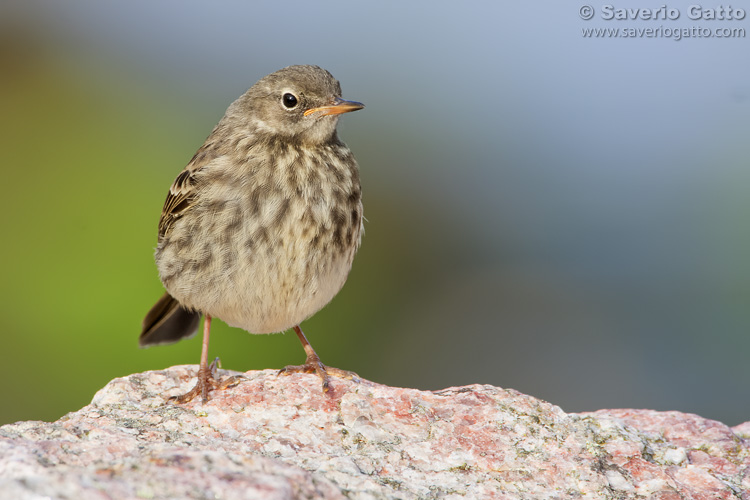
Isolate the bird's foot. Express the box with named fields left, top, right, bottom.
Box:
left=170, top=358, right=244, bottom=403
left=278, top=353, right=360, bottom=393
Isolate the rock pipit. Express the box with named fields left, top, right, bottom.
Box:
left=139, top=65, right=364, bottom=403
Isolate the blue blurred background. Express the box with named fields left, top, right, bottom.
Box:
left=1, top=1, right=748, bottom=426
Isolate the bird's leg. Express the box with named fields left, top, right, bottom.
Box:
left=279, top=325, right=359, bottom=392
left=170, top=315, right=242, bottom=403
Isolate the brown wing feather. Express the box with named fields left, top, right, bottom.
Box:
left=158, top=169, right=199, bottom=239
left=157, top=143, right=221, bottom=240
left=144, top=130, right=226, bottom=346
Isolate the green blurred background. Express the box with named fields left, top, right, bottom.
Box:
left=1, top=2, right=748, bottom=426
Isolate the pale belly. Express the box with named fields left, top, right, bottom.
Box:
left=155, top=194, right=358, bottom=334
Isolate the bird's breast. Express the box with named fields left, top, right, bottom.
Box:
left=155, top=141, right=362, bottom=333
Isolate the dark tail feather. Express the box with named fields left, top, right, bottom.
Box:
left=139, top=292, right=201, bottom=347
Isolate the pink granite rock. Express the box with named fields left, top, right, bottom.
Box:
left=1, top=366, right=748, bottom=499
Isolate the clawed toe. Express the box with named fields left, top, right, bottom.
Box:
left=279, top=361, right=360, bottom=392
left=278, top=325, right=360, bottom=392
left=170, top=357, right=244, bottom=403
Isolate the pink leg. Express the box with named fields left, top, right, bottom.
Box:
left=279, top=325, right=360, bottom=392
left=170, top=315, right=242, bottom=403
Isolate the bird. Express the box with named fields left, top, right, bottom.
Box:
left=139, top=65, right=365, bottom=403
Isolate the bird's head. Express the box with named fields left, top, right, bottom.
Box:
left=230, top=65, right=364, bottom=145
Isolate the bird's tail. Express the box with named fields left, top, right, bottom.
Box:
left=139, top=292, right=201, bottom=347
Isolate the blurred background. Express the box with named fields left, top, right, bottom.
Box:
left=1, top=1, right=748, bottom=427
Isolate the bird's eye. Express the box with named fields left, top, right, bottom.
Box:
left=282, top=93, right=299, bottom=109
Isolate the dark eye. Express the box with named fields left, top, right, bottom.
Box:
left=282, top=93, right=298, bottom=109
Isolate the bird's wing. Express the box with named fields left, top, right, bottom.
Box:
left=158, top=145, right=219, bottom=240
left=158, top=168, right=199, bottom=239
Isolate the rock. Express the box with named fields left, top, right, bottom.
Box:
left=1, top=366, right=748, bottom=499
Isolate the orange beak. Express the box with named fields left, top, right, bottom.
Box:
left=304, top=97, right=365, bottom=117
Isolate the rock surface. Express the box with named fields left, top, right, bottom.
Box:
left=1, top=366, right=748, bottom=499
